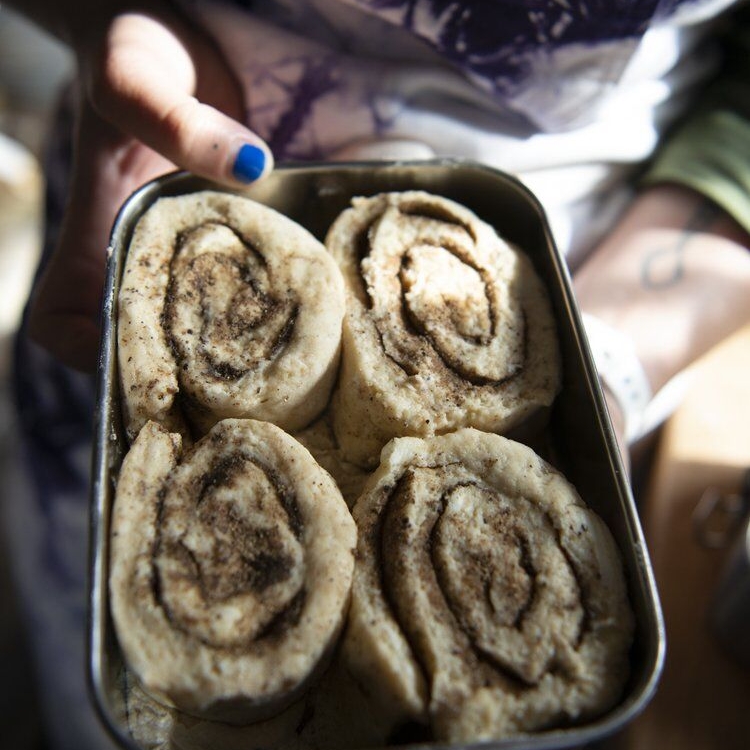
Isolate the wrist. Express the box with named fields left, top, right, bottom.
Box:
left=580, top=313, right=652, bottom=445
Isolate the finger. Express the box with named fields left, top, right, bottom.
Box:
left=28, top=99, right=174, bottom=372
left=89, top=12, right=273, bottom=186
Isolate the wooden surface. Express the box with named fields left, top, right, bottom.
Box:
left=614, top=324, right=750, bottom=749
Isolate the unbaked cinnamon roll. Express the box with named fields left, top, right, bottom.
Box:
left=109, top=418, right=356, bottom=724
left=118, top=191, right=345, bottom=441
left=344, top=428, right=634, bottom=742
left=325, top=191, right=561, bottom=468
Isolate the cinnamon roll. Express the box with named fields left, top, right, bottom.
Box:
left=118, top=191, right=345, bottom=441
left=325, top=191, right=561, bottom=468
left=109, top=418, right=356, bottom=724
left=344, top=428, right=634, bottom=742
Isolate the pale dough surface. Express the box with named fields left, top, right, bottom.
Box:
left=325, top=191, right=561, bottom=468
left=344, top=428, right=634, bottom=742
left=293, top=413, right=371, bottom=508
left=109, top=419, right=356, bottom=724
left=118, top=191, right=345, bottom=441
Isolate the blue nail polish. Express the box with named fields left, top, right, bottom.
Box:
left=232, top=144, right=266, bottom=183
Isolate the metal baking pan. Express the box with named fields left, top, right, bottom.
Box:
left=88, top=160, right=665, bottom=750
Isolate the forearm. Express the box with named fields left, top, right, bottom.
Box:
left=574, top=184, right=750, bottom=397
left=576, top=4, right=750, bottom=451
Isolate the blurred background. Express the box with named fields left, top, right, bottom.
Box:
left=0, top=6, right=72, bottom=749
left=0, top=5, right=747, bottom=750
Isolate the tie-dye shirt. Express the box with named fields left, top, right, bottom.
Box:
left=182, top=0, right=737, bottom=258
left=211, top=0, right=711, bottom=134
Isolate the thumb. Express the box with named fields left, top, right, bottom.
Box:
left=87, top=11, right=273, bottom=186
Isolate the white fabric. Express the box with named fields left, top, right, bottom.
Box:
left=186, top=0, right=736, bottom=264
left=582, top=313, right=653, bottom=444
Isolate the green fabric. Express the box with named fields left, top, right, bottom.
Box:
left=641, top=6, right=750, bottom=233
left=642, top=109, right=750, bottom=232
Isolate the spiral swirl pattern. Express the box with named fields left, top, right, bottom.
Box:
left=109, top=419, right=356, bottom=724
left=325, top=191, right=561, bottom=467
left=118, top=191, right=345, bottom=440
left=344, top=429, right=633, bottom=741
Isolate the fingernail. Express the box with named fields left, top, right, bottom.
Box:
left=232, top=143, right=266, bottom=183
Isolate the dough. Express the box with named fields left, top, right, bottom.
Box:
left=325, top=191, right=561, bottom=467
left=344, top=428, right=634, bottom=741
left=109, top=419, right=356, bottom=724
left=118, top=191, right=345, bottom=440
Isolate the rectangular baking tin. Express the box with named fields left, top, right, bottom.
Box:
left=89, top=160, right=665, bottom=750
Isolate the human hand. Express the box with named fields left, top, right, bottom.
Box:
left=28, top=7, right=274, bottom=371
